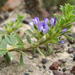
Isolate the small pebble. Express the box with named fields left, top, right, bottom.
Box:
left=53, top=70, right=63, bottom=75
left=0, top=17, right=4, bottom=23
left=67, top=38, right=75, bottom=44
left=73, top=54, right=75, bottom=61
left=49, top=61, right=62, bottom=70
left=37, top=64, right=42, bottom=69
left=67, top=48, right=74, bottom=53
left=32, top=54, right=39, bottom=58
left=60, top=45, right=64, bottom=48
left=62, top=68, right=67, bottom=72
left=67, top=34, right=75, bottom=44
left=22, top=19, right=29, bottom=24
left=67, top=43, right=70, bottom=47
left=28, top=69, right=33, bottom=72
left=70, top=66, right=75, bottom=74
left=59, top=68, right=62, bottom=71
left=42, top=65, right=46, bottom=69
left=24, top=72, right=30, bottom=75
left=4, top=13, right=9, bottom=20
left=41, top=58, right=48, bottom=64
left=59, top=59, right=66, bottom=64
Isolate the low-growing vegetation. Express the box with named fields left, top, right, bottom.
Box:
left=0, top=4, right=75, bottom=64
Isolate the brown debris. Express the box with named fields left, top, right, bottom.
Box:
left=49, top=61, right=62, bottom=70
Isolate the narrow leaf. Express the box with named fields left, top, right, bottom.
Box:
left=26, top=34, right=31, bottom=44
left=4, top=53, right=11, bottom=64
left=0, top=49, right=8, bottom=56
left=19, top=53, right=24, bottom=65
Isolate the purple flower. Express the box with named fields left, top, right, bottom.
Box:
left=30, top=17, right=49, bottom=33
left=62, top=28, right=67, bottom=32
left=59, top=40, right=65, bottom=44
left=32, top=17, right=40, bottom=25
left=44, top=18, right=49, bottom=24
left=50, top=18, right=56, bottom=26
left=38, top=21, right=49, bottom=34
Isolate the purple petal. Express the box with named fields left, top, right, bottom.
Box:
left=38, top=21, right=49, bottom=34
left=62, top=28, right=67, bottom=32
left=50, top=18, right=56, bottom=26
left=44, top=18, right=49, bottom=24
left=59, top=40, right=65, bottom=44
left=43, top=25, right=49, bottom=33
left=32, top=17, right=40, bottom=25
left=38, top=21, right=43, bottom=31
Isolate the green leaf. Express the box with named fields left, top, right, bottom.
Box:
left=26, top=34, right=32, bottom=44
left=0, top=37, right=8, bottom=56
left=37, top=48, right=45, bottom=57
left=5, top=33, right=24, bottom=48
left=47, top=46, right=54, bottom=55
left=65, top=34, right=75, bottom=41
left=14, top=33, right=24, bottom=48
left=5, top=35, right=13, bottom=45
left=0, top=39, right=7, bottom=49
left=4, top=53, right=11, bottom=64
left=0, top=36, right=2, bottom=43
left=4, top=15, right=24, bottom=33
left=9, top=34, right=18, bottom=46
left=0, top=49, right=8, bottom=56
left=26, top=29, right=39, bottom=39
left=19, top=53, right=24, bottom=65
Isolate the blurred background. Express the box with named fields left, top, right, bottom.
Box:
left=0, top=0, right=75, bottom=23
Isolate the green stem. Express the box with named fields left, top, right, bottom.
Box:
left=37, top=48, right=45, bottom=57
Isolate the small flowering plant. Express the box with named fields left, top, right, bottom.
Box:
left=0, top=4, right=75, bottom=64
left=29, top=4, right=75, bottom=44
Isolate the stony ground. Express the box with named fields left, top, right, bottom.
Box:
left=0, top=42, right=75, bottom=75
